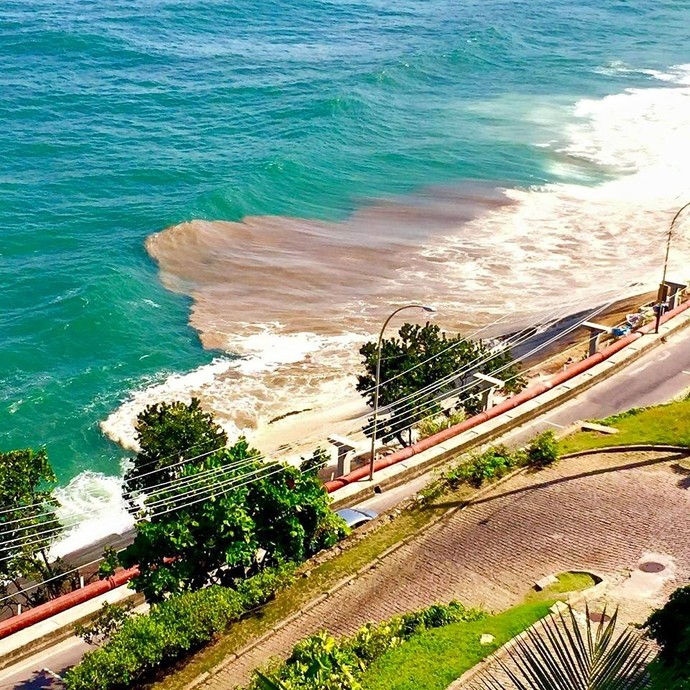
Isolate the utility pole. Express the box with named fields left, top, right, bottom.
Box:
left=656, top=201, right=690, bottom=334
left=369, top=304, right=436, bottom=482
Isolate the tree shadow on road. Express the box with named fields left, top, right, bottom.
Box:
left=670, top=460, right=690, bottom=489
left=429, top=452, right=688, bottom=510
left=7, top=669, right=67, bottom=689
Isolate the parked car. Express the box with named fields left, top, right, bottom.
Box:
left=335, top=507, right=378, bottom=529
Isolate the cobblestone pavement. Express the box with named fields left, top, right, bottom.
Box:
left=204, top=451, right=690, bottom=689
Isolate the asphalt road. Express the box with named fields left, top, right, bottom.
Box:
left=359, top=324, right=690, bottom=512
left=501, top=326, right=690, bottom=448
left=2, top=324, right=689, bottom=689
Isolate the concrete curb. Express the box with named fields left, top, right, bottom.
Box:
left=447, top=576, right=610, bottom=689
left=329, top=306, right=690, bottom=509
left=561, top=445, right=690, bottom=458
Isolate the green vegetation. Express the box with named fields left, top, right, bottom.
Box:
left=646, top=585, right=690, bottom=688
left=246, top=569, right=595, bottom=690
left=419, top=444, right=525, bottom=501
left=120, top=400, right=346, bottom=602
left=419, top=432, right=559, bottom=501
left=151, top=485, right=475, bottom=690
left=417, top=409, right=466, bottom=440
left=249, top=600, right=486, bottom=690
left=559, top=399, right=690, bottom=455
left=360, top=602, right=551, bottom=690
left=75, top=601, right=136, bottom=646
left=479, top=604, right=653, bottom=690
left=0, top=448, right=69, bottom=613
left=526, top=429, right=559, bottom=467
left=148, top=430, right=560, bottom=690
left=357, top=323, right=525, bottom=446
left=523, top=571, right=597, bottom=603
left=124, top=397, right=228, bottom=498
left=64, top=565, right=295, bottom=690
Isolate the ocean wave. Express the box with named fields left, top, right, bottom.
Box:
left=51, top=471, right=132, bottom=559
left=86, top=63, right=690, bottom=554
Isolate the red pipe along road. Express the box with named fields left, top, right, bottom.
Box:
left=2, top=299, right=687, bottom=641
left=0, top=567, right=139, bottom=640
left=325, top=299, right=690, bottom=492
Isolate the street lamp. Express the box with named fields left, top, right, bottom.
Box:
left=369, top=303, right=437, bottom=481
left=655, top=201, right=690, bottom=334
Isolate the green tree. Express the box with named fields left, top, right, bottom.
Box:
left=120, top=439, right=259, bottom=601
left=0, top=448, right=69, bottom=612
left=646, top=586, right=690, bottom=687
left=121, top=428, right=346, bottom=602
left=357, top=323, right=524, bottom=446
left=123, top=398, right=228, bottom=500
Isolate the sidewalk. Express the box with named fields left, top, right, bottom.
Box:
left=196, top=449, right=690, bottom=689
left=2, top=307, right=689, bottom=687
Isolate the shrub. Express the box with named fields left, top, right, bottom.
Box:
left=417, top=445, right=528, bottom=500
left=250, top=600, right=485, bottom=690
left=64, top=565, right=295, bottom=690
left=421, top=601, right=483, bottom=628
left=75, top=601, right=136, bottom=645
left=527, top=431, right=559, bottom=468
left=234, top=562, right=297, bottom=610
left=458, top=445, right=524, bottom=488
left=645, top=585, right=690, bottom=664
left=417, top=410, right=466, bottom=440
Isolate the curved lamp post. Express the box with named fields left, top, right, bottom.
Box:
left=369, top=303, right=437, bottom=481
left=655, top=200, right=690, bottom=334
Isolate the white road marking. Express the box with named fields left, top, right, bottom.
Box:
left=544, top=421, right=564, bottom=428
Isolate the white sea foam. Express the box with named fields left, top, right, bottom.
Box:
left=51, top=471, right=133, bottom=559
left=63, top=63, right=690, bottom=555
left=100, top=329, right=368, bottom=457
left=100, top=358, right=239, bottom=451
left=424, top=63, right=690, bottom=319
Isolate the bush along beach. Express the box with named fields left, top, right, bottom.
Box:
left=64, top=565, right=295, bottom=690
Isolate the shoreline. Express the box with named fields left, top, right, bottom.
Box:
left=46, top=288, right=659, bottom=568
left=247, top=290, right=658, bottom=463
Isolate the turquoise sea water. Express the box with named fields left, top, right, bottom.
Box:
left=1, top=0, right=688, bottom=491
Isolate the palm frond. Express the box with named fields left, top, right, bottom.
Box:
left=472, top=604, right=654, bottom=690
left=253, top=671, right=290, bottom=690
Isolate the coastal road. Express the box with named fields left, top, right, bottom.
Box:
left=501, top=325, right=690, bottom=448
left=0, top=637, right=89, bottom=689
left=358, top=322, right=690, bottom=513
left=2, top=324, right=690, bottom=688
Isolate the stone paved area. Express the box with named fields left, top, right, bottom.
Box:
left=204, top=451, right=690, bottom=689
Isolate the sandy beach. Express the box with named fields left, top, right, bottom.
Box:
left=245, top=289, right=659, bottom=467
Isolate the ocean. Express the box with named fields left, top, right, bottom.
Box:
left=1, top=0, right=689, bottom=551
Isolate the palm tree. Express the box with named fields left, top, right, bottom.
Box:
left=473, top=604, right=654, bottom=690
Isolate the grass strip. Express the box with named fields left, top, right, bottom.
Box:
left=150, top=484, right=476, bottom=690
left=558, top=399, right=690, bottom=455
left=523, top=571, right=597, bottom=604
left=360, top=601, right=553, bottom=690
